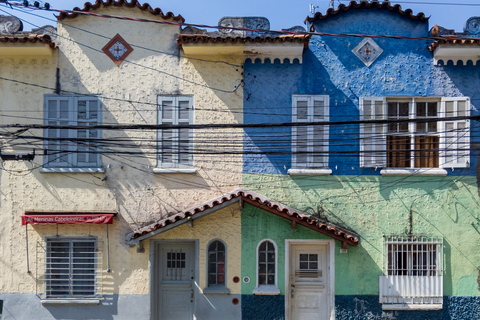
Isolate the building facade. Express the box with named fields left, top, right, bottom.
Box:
left=0, top=0, right=479, bottom=319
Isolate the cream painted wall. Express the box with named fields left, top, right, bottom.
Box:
left=147, top=205, right=242, bottom=295
left=0, top=5, right=243, bottom=295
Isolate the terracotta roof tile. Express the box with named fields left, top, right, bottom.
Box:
left=305, top=0, right=428, bottom=25
left=0, top=34, right=56, bottom=49
left=177, top=34, right=310, bottom=49
left=128, top=188, right=359, bottom=246
left=428, top=38, right=480, bottom=51
left=57, top=0, right=185, bottom=23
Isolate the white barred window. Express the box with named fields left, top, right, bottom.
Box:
left=379, top=235, right=443, bottom=310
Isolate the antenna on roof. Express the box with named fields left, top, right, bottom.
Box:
left=309, top=3, right=319, bottom=14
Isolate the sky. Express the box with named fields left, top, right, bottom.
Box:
left=0, top=0, right=479, bottom=34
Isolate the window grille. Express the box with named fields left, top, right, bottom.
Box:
left=380, top=235, right=443, bottom=308
left=384, top=235, right=443, bottom=276
left=207, top=240, right=225, bottom=286
left=36, top=239, right=104, bottom=299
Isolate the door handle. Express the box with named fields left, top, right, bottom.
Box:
left=291, top=284, right=295, bottom=298
left=191, top=289, right=194, bottom=302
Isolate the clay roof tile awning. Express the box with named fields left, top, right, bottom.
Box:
left=305, top=0, right=428, bottom=25
left=57, top=0, right=185, bottom=23
left=177, top=34, right=310, bottom=49
left=0, top=34, right=56, bottom=49
left=428, top=38, right=480, bottom=52
left=126, top=189, right=359, bottom=247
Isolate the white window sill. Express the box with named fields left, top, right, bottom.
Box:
left=41, top=299, right=101, bottom=305
left=39, top=168, right=105, bottom=174
left=202, top=286, right=230, bottom=295
left=380, top=168, right=447, bottom=176
left=253, top=285, right=281, bottom=295
left=382, top=303, right=442, bottom=311
left=153, top=167, right=197, bottom=174
left=288, top=168, right=332, bottom=175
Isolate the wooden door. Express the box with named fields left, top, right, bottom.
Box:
left=153, top=241, right=195, bottom=320
left=288, top=243, right=331, bottom=320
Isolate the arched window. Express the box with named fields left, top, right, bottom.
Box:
left=208, top=240, right=225, bottom=287
left=254, top=239, right=280, bottom=295
left=258, top=240, right=276, bottom=286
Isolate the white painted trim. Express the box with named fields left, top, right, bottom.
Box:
left=39, top=167, right=105, bottom=173
left=284, top=239, right=335, bottom=320
left=153, top=167, right=197, bottom=174
left=380, top=168, right=447, bottom=176
left=253, top=239, right=280, bottom=295
left=287, top=168, right=332, bottom=175
left=41, top=299, right=101, bottom=305
left=382, top=304, right=443, bottom=311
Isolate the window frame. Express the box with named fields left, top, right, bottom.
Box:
left=203, top=239, right=230, bottom=294
left=291, top=95, right=330, bottom=172
left=157, top=95, right=194, bottom=169
left=359, top=96, right=470, bottom=170
left=43, top=237, right=101, bottom=300
left=379, top=235, right=443, bottom=310
left=43, top=95, right=102, bottom=171
left=253, top=239, right=280, bottom=295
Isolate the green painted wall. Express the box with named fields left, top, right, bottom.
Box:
left=242, top=174, right=480, bottom=296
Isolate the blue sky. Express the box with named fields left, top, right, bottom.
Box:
left=0, top=0, right=478, bottom=34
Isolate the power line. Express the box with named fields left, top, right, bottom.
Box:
left=2, top=1, right=479, bottom=41
left=4, top=4, right=244, bottom=68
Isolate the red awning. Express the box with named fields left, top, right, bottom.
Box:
left=22, top=212, right=114, bottom=225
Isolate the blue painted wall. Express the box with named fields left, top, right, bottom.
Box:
left=240, top=295, right=480, bottom=320
left=243, top=6, right=480, bottom=176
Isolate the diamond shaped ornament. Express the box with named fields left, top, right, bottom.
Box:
left=352, top=38, right=383, bottom=67
left=102, top=34, right=133, bottom=66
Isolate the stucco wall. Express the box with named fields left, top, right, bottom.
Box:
left=243, top=174, right=480, bottom=297
left=0, top=4, right=243, bottom=303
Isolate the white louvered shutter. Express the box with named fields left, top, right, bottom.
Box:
left=439, top=97, right=470, bottom=168
left=360, top=97, right=386, bottom=167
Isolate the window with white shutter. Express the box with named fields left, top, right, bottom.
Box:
left=44, top=95, right=101, bottom=169
left=359, top=97, right=470, bottom=170
left=292, top=95, right=329, bottom=169
left=157, top=95, right=193, bottom=168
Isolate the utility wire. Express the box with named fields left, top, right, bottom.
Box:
left=2, top=1, right=479, bottom=41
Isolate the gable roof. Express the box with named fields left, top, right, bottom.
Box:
left=126, top=188, right=359, bottom=247
left=305, top=1, right=428, bottom=25
left=57, top=0, right=185, bottom=23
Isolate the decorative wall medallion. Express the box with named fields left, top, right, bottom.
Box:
left=352, top=38, right=383, bottom=67
left=465, top=17, right=480, bottom=35
left=102, top=34, right=133, bottom=66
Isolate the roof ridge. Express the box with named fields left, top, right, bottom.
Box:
left=127, top=188, right=360, bottom=246
left=57, top=0, right=185, bottom=23
left=304, top=0, right=428, bottom=25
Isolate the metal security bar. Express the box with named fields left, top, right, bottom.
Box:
left=384, top=235, right=443, bottom=276
left=36, top=239, right=104, bottom=299
left=379, top=235, right=443, bottom=306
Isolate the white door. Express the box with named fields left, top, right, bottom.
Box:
left=153, top=241, right=195, bottom=320
left=288, top=242, right=332, bottom=320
